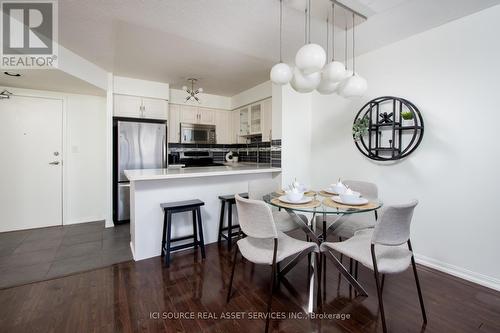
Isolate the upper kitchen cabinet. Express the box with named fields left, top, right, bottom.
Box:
left=179, top=105, right=215, bottom=125
left=114, top=94, right=168, bottom=120
left=261, top=98, right=272, bottom=142
left=236, top=98, right=271, bottom=140
left=215, top=110, right=232, bottom=144
left=168, top=104, right=181, bottom=143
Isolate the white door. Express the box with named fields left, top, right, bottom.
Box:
left=142, top=97, right=168, bottom=120
left=114, top=94, right=142, bottom=118
left=0, top=95, right=63, bottom=232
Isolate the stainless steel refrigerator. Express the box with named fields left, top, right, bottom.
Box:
left=114, top=119, right=167, bottom=223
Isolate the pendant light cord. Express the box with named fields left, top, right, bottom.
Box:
left=352, top=13, right=356, bottom=75
left=279, top=0, right=283, bottom=62
left=331, top=3, right=335, bottom=61
left=307, top=0, right=311, bottom=43
left=304, top=8, right=307, bottom=44
left=326, top=17, right=329, bottom=60
left=344, top=21, right=348, bottom=70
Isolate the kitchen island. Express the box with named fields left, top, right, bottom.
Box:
left=125, top=163, right=281, bottom=261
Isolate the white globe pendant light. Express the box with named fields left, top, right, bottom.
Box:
left=316, top=77, right=339, bottom=94
left=295, top=43, right=326, bottom=74
left=321, top=3, right=346, bottom=83
left=295, top=0, right=326, bottom=75
left=338, top=13, right=367, bottom=98
left=270, top=0, right=292, bottom=85
left=270, top=63, right=292, bottom=85
left=290, top=67, right=321, bottom=93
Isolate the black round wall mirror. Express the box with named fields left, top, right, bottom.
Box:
left=352, top=96, right=424, bottom=161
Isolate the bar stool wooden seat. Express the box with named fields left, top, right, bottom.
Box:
left=217, top=193, right=248, bottom=250
left=161, top=199, right=206, bottom=267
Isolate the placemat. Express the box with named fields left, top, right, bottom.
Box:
left=322, top=197, right=379, bottom=210
left=271, top=198, right=321, bottom=209
left=318, top=190, right=336, bottom=197
left=276, top=190, right=316, bottom=197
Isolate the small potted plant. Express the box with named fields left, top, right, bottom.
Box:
left=401, top=110, right=414, bottom=127
left=353, top=116, right=369, bottom=141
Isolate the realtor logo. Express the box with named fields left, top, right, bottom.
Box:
left=1, top=0, right=58, bottom=68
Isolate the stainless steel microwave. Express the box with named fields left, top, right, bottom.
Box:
left=180, top=123, right=216, bottom=144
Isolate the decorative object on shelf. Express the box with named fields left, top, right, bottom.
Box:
left=269, top=0, right=367, bottom=98
left=353, top=96, right=424, bottom=161
left=182, top=78, right=203, bottom=103
left=270, top=0, right=292, bottom=85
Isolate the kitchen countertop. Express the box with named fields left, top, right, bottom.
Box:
left=124, top=163, right=281, bottom=181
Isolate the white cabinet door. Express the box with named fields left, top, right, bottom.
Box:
left=232, top=110, right=240, bottom=143
left=180, top=105, right=198, bottom=123
left=142, top=97, right=168, bottom=120
left=250, top=103, right=262, bottom=134
left=215, top=110, right=232, bottom=144
left=261, top=98, right=272, bottom=142
left=239, top=106, right=250, bottom=136
left=169, top=104, right=181, bottom=143
left=114, top=94, right=142, bottom=118
left=198, top=107, right=215, bottom=125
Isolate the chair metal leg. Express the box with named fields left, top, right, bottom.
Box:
left=218, top=201, right=225, bottom=245
left=161, top=209, right=167, bottom=257
left=265, top=239, right=278, bottom=333
left=371, top=244, right=387, bottom=333
left=226, top=246, right=239, bottom=303
left=408, top=240, right=427, bottom=323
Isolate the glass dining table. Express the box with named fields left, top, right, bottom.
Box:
left=263, top=191, right=383, bottom=312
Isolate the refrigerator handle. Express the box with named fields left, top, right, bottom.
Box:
left=162, top=136, right=167, bottom=168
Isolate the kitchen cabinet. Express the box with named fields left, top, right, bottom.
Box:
left=114, top=94, right=168, bottom=120
left=236, top=98, right=272, bottom=140
left=261, top=98, right=272, bottom=142
left=215, top=110, right=232, bottom=144
left=168, top=104, right=181, bottom=143
left=179, top=105, right=215, bottom=125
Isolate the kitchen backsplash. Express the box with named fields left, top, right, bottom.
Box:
left=169, top=140, right=281, bottom=165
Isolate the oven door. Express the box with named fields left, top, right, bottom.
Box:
left=181, top=126, right=209, bottom=144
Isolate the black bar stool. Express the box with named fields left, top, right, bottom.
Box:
left=217, top=193, right=248, bottom=250
left=161, top=199, right=206, bottom=267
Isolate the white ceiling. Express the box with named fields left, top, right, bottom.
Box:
left=0, top=69, right=105, bottom=96
left=21, top=0, right=500, bottom=96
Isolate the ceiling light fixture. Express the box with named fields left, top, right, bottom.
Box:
left=182, top=78, right=203, bottom=103
left=4, top=71, right=21, bottom=77
left=338, top=13, right=367, bottom=98
left=295, top=0, right=326, bottom=74
left=270, top=0, right=292, bottom=85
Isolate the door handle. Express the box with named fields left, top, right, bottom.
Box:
left=49, top=161, right=60, bottom=165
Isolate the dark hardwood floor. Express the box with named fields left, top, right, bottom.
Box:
left=0, top=238, right=499, bottom=333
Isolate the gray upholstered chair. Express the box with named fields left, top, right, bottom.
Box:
left=320, top=200, right=426, bottom=333
left=316, top=180, right=379, bottom=239
left=227, top=194, right=318, bottom=333
left=248, top=179, right=301, bottom=232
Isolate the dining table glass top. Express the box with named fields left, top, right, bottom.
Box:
left=263, top=191, right=383, bottom=215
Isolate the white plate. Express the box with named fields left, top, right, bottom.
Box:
left=331, top=196, right=368, bottom=206
left=278, top=195, right=313, bottom=204
left=324, top=188, right=360, bottom=196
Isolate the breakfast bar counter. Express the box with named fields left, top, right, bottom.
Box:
left=125, top=163, right=281, bottom=261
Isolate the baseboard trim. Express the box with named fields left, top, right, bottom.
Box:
left=64, top=217, right=106, bottom=225
left=415, top=253, right=500, bottom=292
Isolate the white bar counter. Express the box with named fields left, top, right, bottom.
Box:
left=125, top=163, right=281, bottom=261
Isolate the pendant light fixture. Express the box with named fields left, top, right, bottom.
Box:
left=270, top=0, right=292, bottom=85
left=290, top=5, right=320, bottom=93
left=316, top=16, right=339, bottom=95
left=294, top=0, right=326, bottom=74
left=321, top=3, right=348, bottom=84
left=338, top=13, right=367, bottom=98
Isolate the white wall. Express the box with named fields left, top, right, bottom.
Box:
left=307, top=5, right=500, bottom=290
left=0, top=87, right=107, bottom=226
left=65, top=94, right=107, bottom=224
left=231, top=81, right=272, bottom=110
left=281, top=85, right=312, bottom=187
